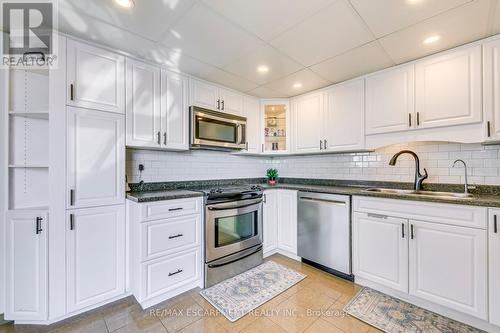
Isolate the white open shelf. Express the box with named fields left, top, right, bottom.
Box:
left=9, top=168, right=49, bottom=210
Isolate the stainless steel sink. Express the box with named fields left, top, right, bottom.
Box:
left=364, top=188, right=474, bottom=199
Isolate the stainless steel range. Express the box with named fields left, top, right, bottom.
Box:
left=203, top=185, right=264, bottom=287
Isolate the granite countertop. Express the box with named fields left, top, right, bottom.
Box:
left=126, top=190, right=204, bottom=203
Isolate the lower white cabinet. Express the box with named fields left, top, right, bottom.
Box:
left=128, top=197, right=203, bottom=308
left=489, top=209, right=500, bottom=326
left=66, top=205, right=125, bottom=313
left=353, top=212, right=408, bottom=293
left=409, top=220, right=487, bottom=319
left=5, top=211, right=48, bottom=321
left=263, top=190, right=279, bottom=254
left=263, top=190, right=297, bottom=256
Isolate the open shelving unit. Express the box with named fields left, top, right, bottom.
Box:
left=7, top=68, right=50, bottom=210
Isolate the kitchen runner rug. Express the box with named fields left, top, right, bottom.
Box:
left=199, top=260, right=306, bottom=322
left=344, top=287, right=484, bottom=333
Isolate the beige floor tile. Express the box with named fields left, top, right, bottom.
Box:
left=157, top=296, right=205, bottom=333
left=239, top=317, right=288, bottom=333
left=284, top=288, right=336, bottom=311
left=178, top=317, right=227, bottom=333
left=267, top=301, right=319, bottom=333
left=303, top=318, right=344, bottom=333
left=112, top=320, right=167, bottom=333
left=214, top=313, right=258, bottom=333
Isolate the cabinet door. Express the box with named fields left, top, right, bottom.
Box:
left=5, top=211, right=47, bottom=321
left=126, top=59, right=161, bottom=148
left=263, top=191, right=278, bottom=254
left=66, top=205, right=125, bottom=313
left=409, top=220, right=487, bottom=319
left=353, top=212, right=408, bottom=292
left=219, top=88, right=244, bottom=114
left=190, top=79, right=218, bottom=110
left=489, top=209, right=500, bottom=326
left=415, top=46, right=482, bottom=129
left=365, top=65, right=414, bottom=135
left=277, top=190, right=298, bottom=255
left=484, top=38, right=500, bottom=141
left=67, top=39, right=125, bottom=114
left=161, top=70, right=189, bottom=150
left=241, top=97, right=261, bottom=153
left=292, top=92, right=324, bottom=153
left=324, top=79, right=365, bottom=151
left=67, top=107, right=125, bottom=209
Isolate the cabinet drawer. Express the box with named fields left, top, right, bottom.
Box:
left=140, top=198, right=202, bottom=221
left=142, top=249, right=200, bottom=300
left=353, top=196, right=487, bottom=229
left=141, top=215, right=201, bottom=261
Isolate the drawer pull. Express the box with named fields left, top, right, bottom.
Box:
left=168, top=207, right=183, bottom=212
left=36, top=217, right=43, bottom=234
left=411, top=224, right=415, bottom=239
left=168, top=269, right=183, bottom=276
left=169, top=234, right=183, bottom=239
left=494, top=215, right=498, bottom=234
left=367, top=213, right=388, bottom=219
left=401, top=223, right=405, bottom=239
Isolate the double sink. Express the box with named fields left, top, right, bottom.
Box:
left=364, top=188, right=474, bottom=199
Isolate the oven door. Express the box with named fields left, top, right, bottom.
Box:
left=205, top=198, right=263, bottom=262
left=191, top=107, right=246, bottom=150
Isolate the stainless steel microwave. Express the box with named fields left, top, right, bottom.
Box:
left=190, top=106, right=247, bottom=150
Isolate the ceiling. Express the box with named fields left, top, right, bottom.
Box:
left=57, top=0, right=500, bottom=98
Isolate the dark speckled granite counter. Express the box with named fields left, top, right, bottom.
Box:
left=126, top=178, right=500, bottom=208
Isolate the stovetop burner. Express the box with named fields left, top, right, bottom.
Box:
left=203, top=184, right=264, bottom=203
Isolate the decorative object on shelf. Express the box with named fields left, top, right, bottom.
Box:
left=266, top=168, right=278, bottom=186
left=266, top=117, right=277, bottom=127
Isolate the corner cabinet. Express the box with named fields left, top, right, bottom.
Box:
left=67, top=39, right=125, bottom=114
left=489, top=209, right=500, bottom=327
left=261, top=100, right=290, bottom=154
left=5, top=211, right=48, bottom=321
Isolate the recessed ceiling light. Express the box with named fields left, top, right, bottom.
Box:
left=115, top=0, right=135, bottom=8
left=257, top=65, right=269, bottom=74
left=293, top=83, right=302, bottom=89
left=423, top=35, right=440, bottom=45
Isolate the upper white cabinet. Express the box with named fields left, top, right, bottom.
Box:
left=5, top=211, right=48, bottom=321
left=241, top=97, right=261, bottom=153
left=324, top=79, right=365, bottom=151
left=409, top=219, right=487, bottom=319
left=489, top=209, right=500, bottom=326
left=161, top=70, right=189, bottom=150
left=263, top=190, right=279, bottom=254
left=365, top=64, right=415, bottom=135
left=415, top=46, right=482, bottom=129
left=353, top=212, right=408, bottom=293
left=484, top=38, right=500, bottom=141
left=277, top=190, right=298, bottom=255
left=67, top=39, right=125, bottom=114
left=66, top=205, right=125, bottom=313
left=125, top=59, right=161, bottom=148
left=67, top=107, right=125, bottom=209
left=291, top=92, right=324, bottom=153
left=261, top=100, right=290, bottom=154
left=190, top=79, right=243, bottom=114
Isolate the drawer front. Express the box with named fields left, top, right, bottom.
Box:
left=140, top=198, right=202, bottom=221
left=353, top=196, right=487, bottom=229
left=142, top=249, right=200, bottom=300
left=141, top=215, right=201, bottom=261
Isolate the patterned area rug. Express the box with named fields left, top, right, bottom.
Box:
left=200, top=260, right=306, bottom=322
left=344, top=287, right=484, bottom=333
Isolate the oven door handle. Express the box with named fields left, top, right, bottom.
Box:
left=207, top=198, right=262, bottom=211
left=207, top=245, right=263, bottom=268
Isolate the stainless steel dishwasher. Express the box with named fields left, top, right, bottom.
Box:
left=297, top=192, right=353, bottom=280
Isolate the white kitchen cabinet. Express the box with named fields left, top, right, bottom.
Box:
left=261, top=100, right=291, bottom=154
left=365, top=64, right=414, bottom=135
left=277, top=190, right=298, bottom=255
left=484, top=38, right=500, bottom=141
left=67, top=39, right=125, bottom=114
left=161, top=70, right=189, bottom=150
left=66, top=205, right=125, bottom=313
left=291, top=92, right=324, bottom=153
left=324, top=79, right=365, bottom=151
left=263, top=190, right=279, bottom=254
left=125, top=59, right=161, bottom=148
left=353, top=212, right=408, bottom=293
left=219, top=87, right=244, bottom=114
left=190, top=79, right=219, bottom=110
left=409, top=219, right=487, bottom=319
left=241, top=97, right=261, bottom=153
left=67, top=107, right=125, bottom=209
left=489, top=209, right=500, bottom=326
left=415, top=45, right=482, bottom=129
left=5, top=211, right=48, bottom=321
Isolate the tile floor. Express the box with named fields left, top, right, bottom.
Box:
left=0, top=254, right=383, bottom=333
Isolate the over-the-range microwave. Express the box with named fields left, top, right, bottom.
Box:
left=190, top=106, right=247, bottom=151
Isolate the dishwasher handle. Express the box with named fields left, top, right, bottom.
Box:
left=299, top=196, right=347, bottom=206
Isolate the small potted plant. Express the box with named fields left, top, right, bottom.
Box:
left=266, top=168, right=278, bottom=186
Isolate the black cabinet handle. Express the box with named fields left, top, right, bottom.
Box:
left=169, top=234, right=183, bottom=239
left=70, top=189, right=74, bottom=206
left=410, top=224, right=415, bottom=239
left=168, top=207, right=183, bottom=212
left=320, top=140, right=323, bottom=150
left=488, top=121, right=491, bottom=138
left=263, top=194, right=266, bottom=203
left=409, top=113, right=412, bottom=127
left=324, top=139, right=327, bottom=148
left=70, top=214, right=75, bottom=230
left=70, top=84, right=74, bottom=101
left=494, top=215, right=498, bottom=234
left=416, top=112, right=420, bottom=126
left=401, top=223, right=405, bottom=238
left=36, top=217, right=43, bottom=234
left=168, top=269, right=183, bottom=276
left=164, top=132, right=167, bottom=145
left=217, top=99, right=220, bottom=110
left=221, top=100, right=225, bottom=111
left=157, top=131, right=161, bottom=145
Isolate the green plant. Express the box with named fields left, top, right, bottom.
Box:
left=266, top=168, right=278, bottom=179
